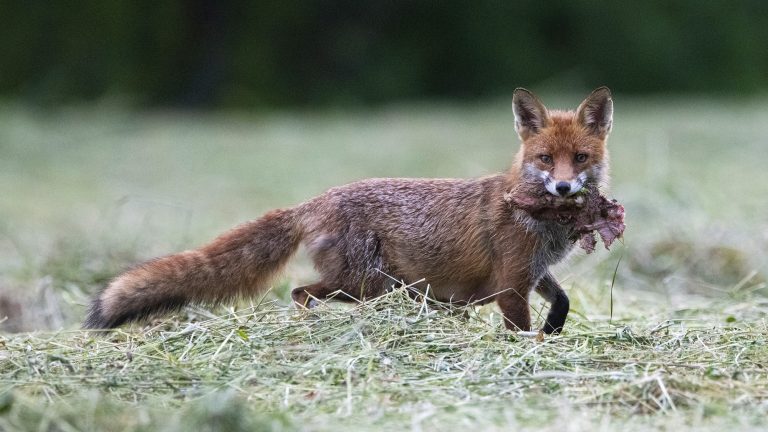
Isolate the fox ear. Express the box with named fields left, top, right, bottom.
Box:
left=577, top=87, right=613, bottom=138
left=512, top=88, right=549, bottom=140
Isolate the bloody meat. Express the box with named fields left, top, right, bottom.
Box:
left=505, top=186, right=625, bottom=253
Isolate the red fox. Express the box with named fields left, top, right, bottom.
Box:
left=84, top=87, right=614, bottom=334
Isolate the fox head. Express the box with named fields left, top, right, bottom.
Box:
left=511, top=87, right=613, bottom=197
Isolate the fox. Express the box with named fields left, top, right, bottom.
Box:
left=84, top=87, right=614, bottom=334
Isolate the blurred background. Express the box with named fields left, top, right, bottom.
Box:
left=2, top=1, right=767, bottom=107
left=1, top=1, right=767, bottom=332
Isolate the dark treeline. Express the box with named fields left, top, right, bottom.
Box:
left=1, top=0, right=767, bottom=108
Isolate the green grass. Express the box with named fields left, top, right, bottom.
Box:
left=1, top=95, right=768, bottom=430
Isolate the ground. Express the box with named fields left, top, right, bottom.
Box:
left=0, top=95, right=767, bottom=431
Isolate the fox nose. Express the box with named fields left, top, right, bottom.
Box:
left=555, top=182, right=571, bottom=196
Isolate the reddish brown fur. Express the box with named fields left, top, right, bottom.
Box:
left=84, top=88, right=614, bottom=334
left=520, top=111, right=608, bottom=181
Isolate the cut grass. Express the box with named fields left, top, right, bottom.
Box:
left=1, top=96, right=768, bottom=430
left=1, top=290, right=767, bottom=431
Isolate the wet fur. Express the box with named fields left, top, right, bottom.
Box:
left=85, top=88, right=613, bottom=334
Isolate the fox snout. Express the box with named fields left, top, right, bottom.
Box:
left=555, top=181, right=572, bottom=196
left=526, top=164, right=586, bottom=197
left=544, top=172, right=586, bottom=197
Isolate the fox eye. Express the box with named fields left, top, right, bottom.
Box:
left=575, top=153, right=588, bottom=163
left=539, top=154, right=553, bottom=164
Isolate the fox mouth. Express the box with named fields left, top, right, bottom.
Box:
left=522, top=164, right=588, bottom=197
left=543, top=173, right=586, bottom=197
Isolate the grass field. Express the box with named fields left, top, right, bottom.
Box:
left=1, top=95, right=767, bottom=430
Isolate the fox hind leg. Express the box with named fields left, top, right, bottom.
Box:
left=301, top=229, right=392, bottom=309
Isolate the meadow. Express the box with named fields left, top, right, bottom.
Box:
left=1, top=95, right=767, bottom=430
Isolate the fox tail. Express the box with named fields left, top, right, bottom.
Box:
left=84, top=208, right=302, bottom=329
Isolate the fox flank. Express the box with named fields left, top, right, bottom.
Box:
left=84, top=87, right=616, bottom=334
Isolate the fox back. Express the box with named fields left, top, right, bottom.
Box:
left=85, top=87, right=614, bottom=334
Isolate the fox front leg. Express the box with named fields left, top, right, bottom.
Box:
left=535, top=273, right=570, bottom=334
left=496, top=285, right=532, bottom=332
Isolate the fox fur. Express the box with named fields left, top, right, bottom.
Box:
left=84, top=87, right=614, bottom=334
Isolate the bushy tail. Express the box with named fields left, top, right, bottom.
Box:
left=84, top=208, right=303, bottom=329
